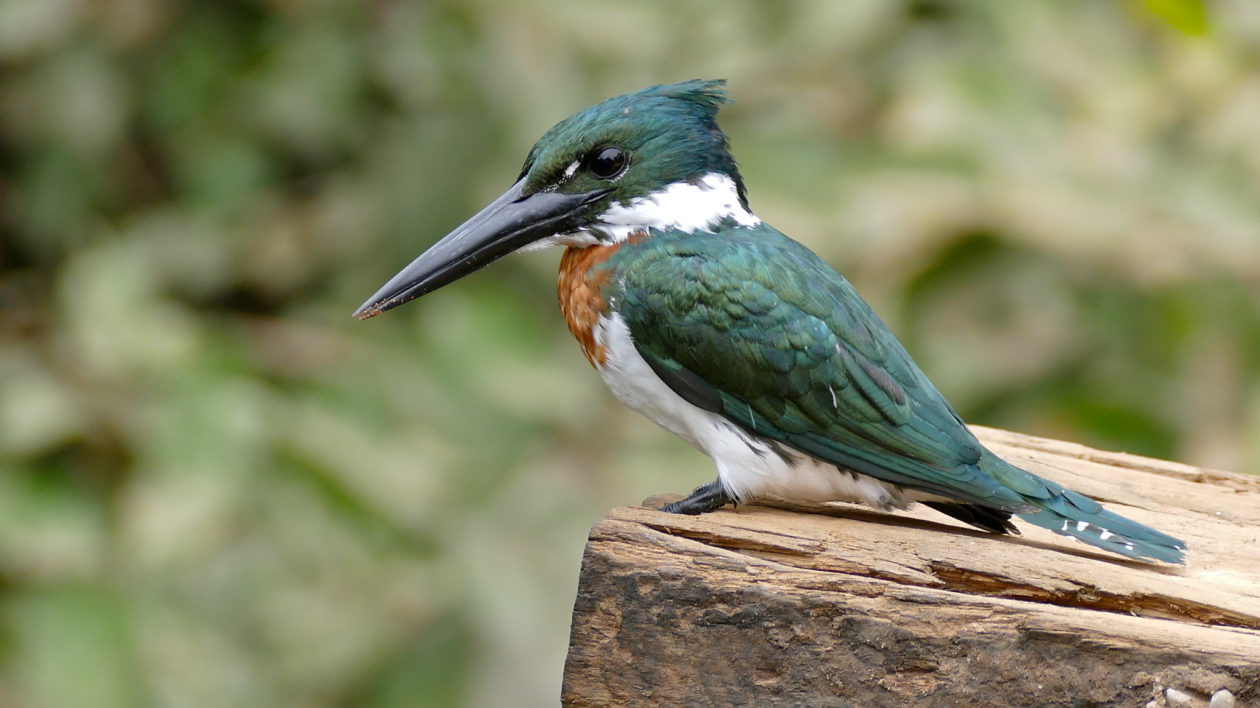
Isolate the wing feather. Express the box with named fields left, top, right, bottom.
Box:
left=613, top=225, right=1029, bottom=509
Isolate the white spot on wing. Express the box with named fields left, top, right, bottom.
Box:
left=1076, top=520, right=1089, bottom=532
left=1098, top=529, right=1113, bottom=540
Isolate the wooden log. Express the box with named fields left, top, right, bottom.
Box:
left=562, top=426, right=1260, bottom=707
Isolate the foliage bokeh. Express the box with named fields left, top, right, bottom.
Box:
left=1, top=1, right=1258, bottom=705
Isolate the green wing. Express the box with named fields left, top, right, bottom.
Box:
left=611, top=225, right=1035, bottom=510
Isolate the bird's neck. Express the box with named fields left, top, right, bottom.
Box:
left=594, top=172, right=760, bottom=242
left=525, top=171, right=759, bottom=252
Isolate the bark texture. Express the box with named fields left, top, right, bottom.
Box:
left=563, top=427, right=1260, bottom=707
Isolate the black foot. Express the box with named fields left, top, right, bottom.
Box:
left=658, top=480, right=733, bottom=515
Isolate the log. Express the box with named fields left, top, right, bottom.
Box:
left=562, top=426, right=1260, bottom=707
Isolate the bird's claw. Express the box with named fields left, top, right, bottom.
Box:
left=656, top=479, right=732, bottom=515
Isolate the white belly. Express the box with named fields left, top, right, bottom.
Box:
left=593, top=312, right=905, bottom=509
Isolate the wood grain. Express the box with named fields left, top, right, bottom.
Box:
left=562, top=427, right=1260, bottom=707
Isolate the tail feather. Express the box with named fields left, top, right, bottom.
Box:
left=979, top=454, right=1186, bottom=564
left=1017, top=493, right=1185, bottom=564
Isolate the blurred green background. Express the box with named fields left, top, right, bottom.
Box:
left=1, top=0, right=1258, bottom=705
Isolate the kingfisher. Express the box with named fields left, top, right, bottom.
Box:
left=355, top=80, right=1185, bottom=564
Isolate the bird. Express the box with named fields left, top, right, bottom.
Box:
left=354, top=80, right=1185, bottom=564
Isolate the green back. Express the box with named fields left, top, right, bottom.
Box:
left=603, top=224, right=1037, bottom=509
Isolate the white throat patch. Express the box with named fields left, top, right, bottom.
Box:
left=520, top=171, right=760, bottom=251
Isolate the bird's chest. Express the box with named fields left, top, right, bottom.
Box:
left=589, top=310, right=714, bottom=452
left=557, top=241, right=632, bottom=367
left=557, top=241, right=709, bottom=447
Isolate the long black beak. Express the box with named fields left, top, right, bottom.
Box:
left=354, top=178, right=610, bottom=319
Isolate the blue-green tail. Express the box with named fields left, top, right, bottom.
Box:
left=1018, top=502, right=1186, bottom=564
left=980, top=455, right=1186, bottom=564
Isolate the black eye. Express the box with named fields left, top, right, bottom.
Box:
left=589, top=146, right=626, bottom=179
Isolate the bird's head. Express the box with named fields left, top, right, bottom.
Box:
left=354, top=79, right=755, bottom=319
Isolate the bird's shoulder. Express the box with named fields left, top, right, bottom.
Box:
left=607, top=223, right=920, bottom=410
